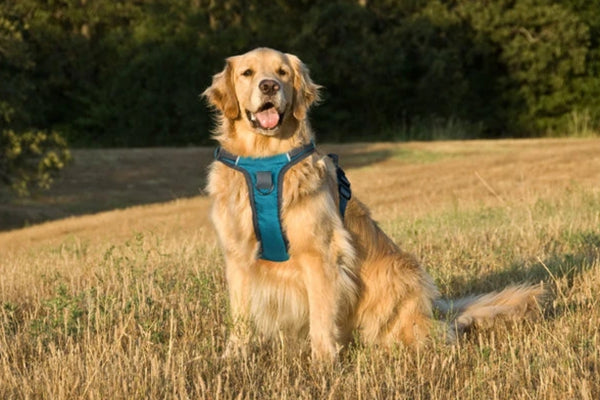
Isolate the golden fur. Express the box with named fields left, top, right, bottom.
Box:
left=204, top=48, right=544, bottom=361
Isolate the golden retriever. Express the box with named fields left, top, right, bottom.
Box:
left=203, top=47, right=544, bottom=361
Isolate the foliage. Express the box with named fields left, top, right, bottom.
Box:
left=456, top=0, right=592, bottom=135
left=1, top=3, right=71, bottom=195
left=1, top=0, right=599, bottom=146
left=0, top=130, right=71, bottom=196
left=0, top=5, right=32, bottom=129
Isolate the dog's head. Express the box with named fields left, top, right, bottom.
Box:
left=203, top=48, right=321, bottom=136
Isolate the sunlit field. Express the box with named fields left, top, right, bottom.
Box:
left=1, top=139, right=598, bottom=399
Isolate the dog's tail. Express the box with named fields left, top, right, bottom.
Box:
left=435, top=283, right=546, bottom=341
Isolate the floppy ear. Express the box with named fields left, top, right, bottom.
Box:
left=202, top=59, right=239, bottom=120
left=287, top=54, right=321, bottom=121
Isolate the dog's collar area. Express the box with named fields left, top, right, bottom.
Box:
left=214, top=141, right=315, bottom=166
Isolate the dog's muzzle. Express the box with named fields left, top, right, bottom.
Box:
left=246, top=102, right=284, bottom=131
left=245, top=79, right=286, bottom=131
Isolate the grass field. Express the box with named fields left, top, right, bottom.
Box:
left=0, top=138, right=599, bottom=399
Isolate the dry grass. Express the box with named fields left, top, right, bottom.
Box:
left=0, top=138, right=599, bottom=399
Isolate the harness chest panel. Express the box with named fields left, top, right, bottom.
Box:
left=215, top=142, right=351, bottom=262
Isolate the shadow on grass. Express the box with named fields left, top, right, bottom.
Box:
left=330, top=148, right=395, bottom=169
left=445, top=231, right=600, bottom=321
left=0, top=145, right=397, bottom=231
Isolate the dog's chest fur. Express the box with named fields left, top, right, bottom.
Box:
left=207, top=154, right=345, bottom=336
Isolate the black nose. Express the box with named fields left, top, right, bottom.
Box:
left=259, top=79, right=280, bottom=95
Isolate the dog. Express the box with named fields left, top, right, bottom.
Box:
left=203, top=47, right=544, bottom=361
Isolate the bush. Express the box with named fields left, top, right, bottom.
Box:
left=0, top=130, right=71, bottom=196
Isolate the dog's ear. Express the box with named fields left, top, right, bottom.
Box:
left=287, top=54, right=321, bottom=121
left=202, top=58, right=239, bottom=120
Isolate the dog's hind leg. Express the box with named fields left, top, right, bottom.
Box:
left=384, top=292, right=435, bottom=347
left=356, top=253, right=439, bottom=348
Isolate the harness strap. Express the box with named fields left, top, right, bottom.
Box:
left=214, top=143, right=352, bottom=262
left=327, top=154, right=352, bottom=218
left=214, top=141, right=316, bottom=165
left=215, top=142, right=315, bottom=261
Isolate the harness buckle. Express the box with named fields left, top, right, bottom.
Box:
left=255, top=171, right=274, bottom=194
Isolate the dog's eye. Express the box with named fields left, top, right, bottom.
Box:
left=242, top=69, right=253, bottom=77
left=277, top=68, right=287, bottom=76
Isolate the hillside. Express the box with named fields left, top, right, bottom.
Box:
left=0, top=138, right=598, bottom=399
left=1, top=138, right=598, bottom=249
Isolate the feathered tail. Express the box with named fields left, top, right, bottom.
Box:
left=435, top=283, right=546, bottom=341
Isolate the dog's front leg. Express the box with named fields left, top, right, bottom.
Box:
left=298, top=252, right=343, bottom=361
left=222, top=256, right=252, bottom=358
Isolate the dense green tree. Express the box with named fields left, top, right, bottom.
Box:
left=1, top=2, right=70, bottom=195
left=0, top=0, right=599, bottom=147
left=0, top=4, right=32, bottom=129
left=75, top=1, right=213, bottom=146
left=372, top=1, right=506, bottom=136
left=456, top=0, right=591, bottom=135
left=554, top=0, right=600, bottom=131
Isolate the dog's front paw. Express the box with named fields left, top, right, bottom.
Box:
left=310, top=338, right=340, bottom=363
left=222, top=334, right=249, bottom=360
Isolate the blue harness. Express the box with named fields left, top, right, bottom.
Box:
left=215, top=142, right=351, bottom=262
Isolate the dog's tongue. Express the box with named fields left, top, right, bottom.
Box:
left=255, top=107, right=279, bottom=129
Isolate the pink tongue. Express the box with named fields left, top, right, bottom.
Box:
left=255, top=107, right=280, bottom=129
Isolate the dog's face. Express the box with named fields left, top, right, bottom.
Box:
left=204, top=48, right=320, bottom=136
left=231, top=49, right=294, bottom=133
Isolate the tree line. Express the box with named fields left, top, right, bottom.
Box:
left=1, top=0, right=599, bottom=155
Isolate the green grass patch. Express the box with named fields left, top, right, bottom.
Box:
left=392, top=147, right=454, bottom=164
